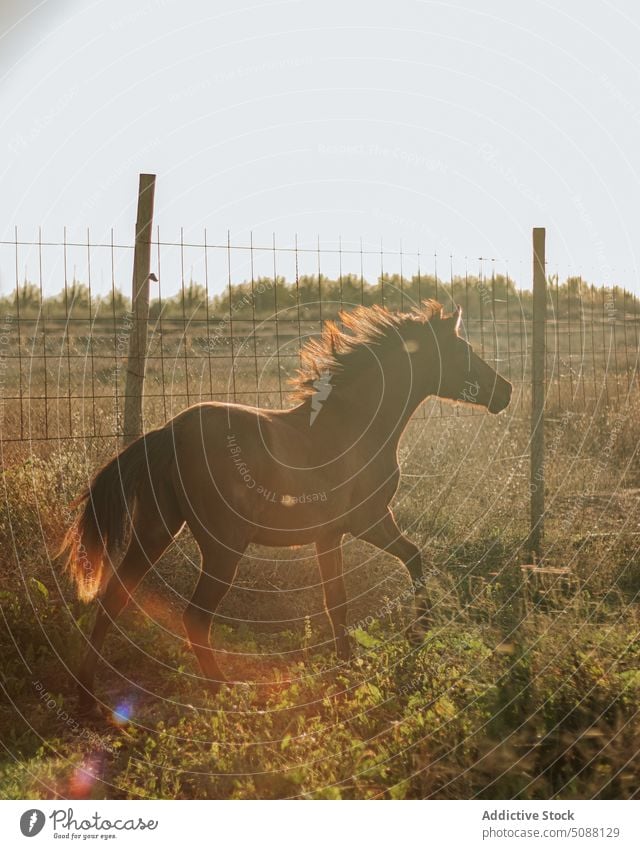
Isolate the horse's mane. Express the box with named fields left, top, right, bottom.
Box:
left=289, top=300, right=445, bottom=401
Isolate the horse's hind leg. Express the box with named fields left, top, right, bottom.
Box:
left=182, top=539, right=244, bottom=697
left=358, top=510, right=423, bottom=584
left=77, top=502, right=183, bottom=716
left=356, top=510, right=428, bottom=641
left=316, top=535, right=351, bottom=661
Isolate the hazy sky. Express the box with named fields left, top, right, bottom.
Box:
left=1, top=0, right=639, bottom=296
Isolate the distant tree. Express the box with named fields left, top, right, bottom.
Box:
left=14, top=281, right=42, bottom=316
left=102, top=288, right=130, bottom=315
left=51, top=280, right=93, bottom=317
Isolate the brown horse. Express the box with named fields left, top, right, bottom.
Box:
left=60, top=300, right=511, bottom=714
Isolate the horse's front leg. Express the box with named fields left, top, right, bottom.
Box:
left=356, top=510, right=429, bottom=639
left=316, top=534, right=351, bottom=661
left=183, top=539, right=243, bottom=696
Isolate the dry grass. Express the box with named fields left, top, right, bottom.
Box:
left=1, top=379, right=639, bottom=798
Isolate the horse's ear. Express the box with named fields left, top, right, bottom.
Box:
left=453, top=304, right=462, bottom=332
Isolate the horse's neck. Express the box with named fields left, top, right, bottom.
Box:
left=302, top=368, right=425, bottom=454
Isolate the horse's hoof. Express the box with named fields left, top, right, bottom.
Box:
left=77, top=696, right=108, bottom=723
left=407, top=625, right=429, bottom=648
left=336, top=636, right=353, bottom=663
left=206, top=676, right=227, bottom=698
left=334, top=643, right=352, bottom=663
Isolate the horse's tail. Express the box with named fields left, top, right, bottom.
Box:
left=58, top=425, right=176, bottom=602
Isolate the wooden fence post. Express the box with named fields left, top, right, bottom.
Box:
left=529, top=227, right=546, bottom=556
left=122, top=173, right=156, bottom=447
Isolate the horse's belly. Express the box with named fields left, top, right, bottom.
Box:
left=238, top=478, right=353, bottom=545
left=251, top=526, right=323, bottom=546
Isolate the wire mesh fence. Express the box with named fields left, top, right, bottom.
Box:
left=0, top=230, right=638, bottom=446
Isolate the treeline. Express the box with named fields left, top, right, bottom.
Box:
left=2, top=274, right=637, bottom=321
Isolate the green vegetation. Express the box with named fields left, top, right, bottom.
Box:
left=1, top=401, right=639, bottom=799
left=2, top=273, right=637, bottom=320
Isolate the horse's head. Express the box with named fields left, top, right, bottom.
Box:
left=414, top=303, right=512, bottom=414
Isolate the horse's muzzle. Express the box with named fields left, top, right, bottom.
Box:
left=487, top=379, right=512, bottom=414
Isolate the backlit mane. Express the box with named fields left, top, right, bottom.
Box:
left=289, top=300, right=445, bottom=401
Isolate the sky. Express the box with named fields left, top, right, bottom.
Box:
left=0, top=0, right=639, bottom=297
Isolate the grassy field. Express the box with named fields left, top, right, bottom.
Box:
left=1, top=273, right=638, bottom=441
left=1, top=387, right=639, bottom=799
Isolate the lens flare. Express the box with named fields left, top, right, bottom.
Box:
left=112, top=699, right=134, bottom=726
left=68, top=754, right=102, bottom=799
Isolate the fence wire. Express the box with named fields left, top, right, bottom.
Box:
left=0, top=231, right=638, bottom=445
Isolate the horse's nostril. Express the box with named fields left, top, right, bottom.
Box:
left=488, top=382, right=512, bottom=413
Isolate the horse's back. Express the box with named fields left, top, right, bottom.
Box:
left=171, top=400, right=303, bottom=462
